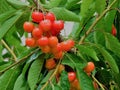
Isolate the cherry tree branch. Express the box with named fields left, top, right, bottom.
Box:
left=1, top=39, right=17, bottom=62
left=79, top=0, right=117, bottom=44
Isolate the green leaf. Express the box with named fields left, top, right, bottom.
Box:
left=105, top=33, right=120, bottom=58
left=80, top=0, right=95, bottom=25
left=42, top=0, right=62, bottom=9
left=14, top=74, right=29, bottom=90
left=59, top=71, right=70, bottom=90
left=76, top=68, right=94, bottom=90
left=76, top=45, right=99, bottom=61
left=65, top=0, right=80, bottom=9
left=97, top=45, right=119, bottom=73
left=0, top=10, right=16, bottom=23
left=7, top=0, right=29, bottom=9
left=28, top=57, right=44, bottom=90
left=95, top=69, right=112, bottom=86
left=94, top=19, right=106, bottom=45
left=15, top=11, right=30, bottom=36
left=40, top=70, right=54, bottom=84
left=50, top=7, right=80, bottom=22
left=0, top=68, right=20, bottom=90
left=0, top=0, right=15, bottom=14
left=0, top=10, right=23, bottom=40
left=62, top=53, right=86, bottom=69
left=95, top=0, right=106, bottom=14
left=104, top=0, right=118, bottom=32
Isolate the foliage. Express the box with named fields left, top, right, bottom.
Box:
left=0, top=0, right=120, bottom=90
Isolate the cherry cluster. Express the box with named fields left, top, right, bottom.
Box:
left=23, top=11, right=74, bottom=68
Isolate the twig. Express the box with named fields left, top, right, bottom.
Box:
left=40, top=59, right=62, bottom=90
left=79, top=0, right=117, bottom=44
left=92, top=75, right=105, bottom=90
left=0, top=48, right=39, bottom=75
left=1, top=39, right=17, bottom=62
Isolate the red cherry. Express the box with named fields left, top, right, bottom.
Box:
left=48, top=36, right=58, bottom=47
left=54, top=51, right=63, bottom=59
left=45, top=12, right=56, bottom=22
left=67, top=40, right=75, bottom=48
left=25, top=38, right=36, bottom=47
left=32, top=11, right=44, bottom=23
left=39, top=19, right=52, bottom=32
left=71, top=78, right=80, bottom=90
left=111, top=24, right=117, bottom=36
left=84, top=62, right=95, bottom=73
left=68, top=72, right=76, bottom=82
left=45, top=58, right=56, bottom=70
left=51, top=43, right=62, bottom=54
left=23, top=22, right=34, bottom=33
left=41, top=45, right=51, bottom=53
left=37, top=37, right=48, bottom=47
left=52, top=20, right=64, bottom=32
left=61, top=41, right=71, bottom=51
left=32, top=27, right=43, bottom=39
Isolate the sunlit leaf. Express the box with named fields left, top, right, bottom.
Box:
left=28, top=57, right=44, bottom=90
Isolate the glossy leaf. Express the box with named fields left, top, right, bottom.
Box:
left=95, top=0, right=106, bottom=14
left=76, top=45, right=99, bottom=61
left=80, top=0, right=95, bottom=25
left=76, top=68, right=94, bottom=90
left=50, top=7, right=80, bottom=22
left=62, top=53, right=86, bottom=69
left=65, top=0, right=80, bottom=9
left=28, top=57, right=44, bottom=90
left=105, top=33, right=120, bottom=58
left=0, top=10, right=23, bottom=40
left=97, top=45, right=119, bottom=73
left=42, top=0, right=62, bottom=9
left=59, top=71, right=70, bottom=90
left=13, top=74, right=29, bottom=90
left=7, top=0, right=29, bottom=9
left=0, top=68, right=21, bottom=90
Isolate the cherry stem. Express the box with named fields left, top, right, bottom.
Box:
left=0, top=48, right=39, bottom=75
left=40, top=58, right=62, bottom=90
left=79, top=0, right=117, bottom=44
left=92, top=75, right=105, bottom=90
left=1, top=39, right=17, bottom=62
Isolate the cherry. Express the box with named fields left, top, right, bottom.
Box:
left=61, top=41, right=71, bottom=51
left=68, top=72, right=76, bottom=82
left=37, top=37, right=48, bottom=47
left=58, top=64, right=65, bottom=74
left=71, top=78, right=80, bottom=90
left=32, top=11, right=44, bottom=23
left=84, top=62, right=95, bottom=73
left=48, top=36, right=58, bottom=47
left=32, top=27, right=43, bottom=39
left=23, top=22, right=34, bottom=33
left=52, top=20, right=64, bottom=32
left=51, top=43, right=62, bottom=54
left=45, top=12, right=55, bottom=22
left=25, top=38, right=36, bottom=47
left=93, top=81, right=98, bottom=90
left=67, top=39, right=75, bottom=48
left=41, top=45, right=51, bottom=53
left=45, top=58, right=56, bottom=70
left=111, top=24, right=117, bottom=36
left=39, top=19, right=52, bottom=32
left=54, top=51, right=63, bottom=59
